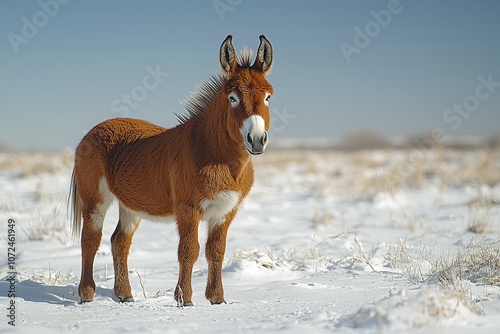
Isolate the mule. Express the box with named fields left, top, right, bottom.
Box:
left=69, top=35, right=274, bottom=306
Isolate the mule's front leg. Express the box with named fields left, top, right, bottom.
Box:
left=205, top=213, right=234, bottom=304
left=175, top=214, right=200, bottom=306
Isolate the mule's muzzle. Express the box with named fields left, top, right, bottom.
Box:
left=245, top=130, right=269, bottom=155
left=241, top=115, right=269, bottom=155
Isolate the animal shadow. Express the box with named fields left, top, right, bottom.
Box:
left=0, top=276, right=119, bottom=305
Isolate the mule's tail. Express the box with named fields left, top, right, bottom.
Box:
left=68, top=169, right=82, bottom=242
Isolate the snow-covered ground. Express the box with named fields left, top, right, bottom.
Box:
left=1, top=148, right=499, bottom=333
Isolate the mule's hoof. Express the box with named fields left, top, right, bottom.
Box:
left=79, top=299, right=93, bottom=304
left=119, top=297, right=135, bottom=303
left=210, top=300, right=227, bottom=305
left=178, top=301, right=193, bottom=307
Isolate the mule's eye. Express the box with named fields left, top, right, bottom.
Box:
left=228, top=93, right=239, bottom=108
left=264, top=93, right=272, bottom=105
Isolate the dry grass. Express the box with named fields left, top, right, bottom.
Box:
left=1, top=146, right=498, bottom=191
left=24, top=204, right=70, bottom=242
left=0, top=151, right=73, bottom=243
left=384, top=235, right=500, bottom=288
left=255, top=147, right=500, bottom=204
left=2, top=147, right=498, bottom=246
left=349, top=285, right=483, bottom=330
left=384, top=237, right=434, bottom=283
left=468, top=195, right=500, bottom=208
left=0, top=151, right=73, bottom=177
left=225, top=233, right=366, bottom=274
left=310, top=210, right=334, bottom=229
left=428, top=240, right=500, bottom=287
left=436, top=148, right=500, bottom=188
left=467, top=208, right=491, bottom=234
left=478, top=150, right=500, bottom=188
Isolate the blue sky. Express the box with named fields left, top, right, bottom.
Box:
left=1, top=0, right=499, bottom=150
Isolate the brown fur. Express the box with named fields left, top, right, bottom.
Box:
left=69, top=35, right=274, bottom=305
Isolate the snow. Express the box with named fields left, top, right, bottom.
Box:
left=1, top=148, right=500, bottom=333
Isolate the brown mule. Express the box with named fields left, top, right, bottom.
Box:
left=69, top=35, right=274, bottom=306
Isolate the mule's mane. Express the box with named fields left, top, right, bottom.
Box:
left=177, top=74, right=225, bottom=124
left=238, top=47, right=254, bottom=68
left=176, top=48, right=254, bottom=124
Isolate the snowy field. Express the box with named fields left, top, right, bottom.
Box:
left=1, top=147, right=500, bottom=333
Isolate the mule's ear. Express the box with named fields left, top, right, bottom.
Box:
left=252, top=35, right=273, bottom=75
left=220, top=35, right=237, bottom=76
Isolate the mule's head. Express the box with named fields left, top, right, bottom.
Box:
left=220, top=35, right=274, bottom=155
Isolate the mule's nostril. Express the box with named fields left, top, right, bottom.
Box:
left=261, top=131, right=269, bottom=145
left=246, top=133, right=253, bottom=145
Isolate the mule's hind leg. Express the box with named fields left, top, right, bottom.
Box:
left=77, top=176, right=113, bottom=302
left=111, top=205, right=141, bottom=302
left=79, top=210, right=105, bottom=302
